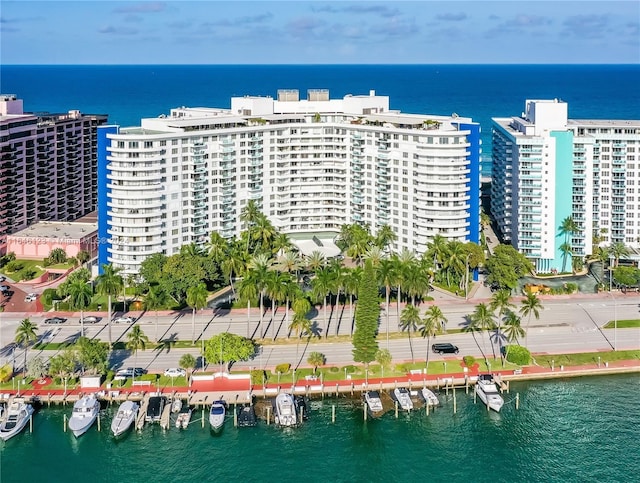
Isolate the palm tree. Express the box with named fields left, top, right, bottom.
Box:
left=305, top=251, right=326, bottom=272
left=392, top=249, right=416, bottom=319
left=247, top=253, right=272, bottom=338
left=179, top=353, right=197, bottom=381
left=311, top=267, right=336, bottom=339
left=559, top=242, right=573, bottom=273
left=126, top=325, right=149, bottom=381
left=374, top=224, right=397, bottom=252
left=240, top=199, right=261, bottom=252
left=186, top=283, right=208, bottom=345
left=145, top=284, right=168, bottom=343
left=502, top=310, right=525, bottom=361
left=520, top=289, right=543, bottom=347
left=207, top=231, right=228, bottom=263
left=426, top=234, right=448, bottom=272
left=272, top=232, right=292, bottom=256
left=14, top=318, right=38, bottom=376
left=289, top=304, right=312, bottom=359
left=221, top=245, right=246, bottom=297
left=400, top=304, right=421, bottom=363
left=95, top=263, right=124, bottom=349
left=402, top=261, right=430, bottom=305
left=377, top=258, right=397, bottom=349
left=67, top=278, right=93, bottom=337
left=265, top=271, right=287, bottom=340
left=489, top=289, right=515, bottom=353
left=307, top=352, right=326, bottom=374
left=609, top=241, right=630, bottom=267
left=275, top=250, right=301, bottom=278
left=468, top=303, right=497, bottom=362
left=342, top=267, right=361, bottom=334
left=441, top=240, right=466, bottom=288
left=421, top=306, right=446, bottom=372
left=238, top=274, right=258, bottom=338
left=363, top=246, right=384, bottom=267
left=253, top=214, right=277, bottom=253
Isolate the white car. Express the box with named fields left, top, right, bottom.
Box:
left=113, top=316, right=134, bottom=324
left=164, top=368, right=186, bottom=378
left=81, top=316, right=100, bottom=324
left=24, top=293, right=37, bottom=302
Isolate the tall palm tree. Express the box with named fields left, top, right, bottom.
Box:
left=247, top=253, right=272, bottom=338
left=400, top=304, right=421, bottom=363
left=14, top=318, right=38, bottom=376
left=290, top=298, right=312, bottom=359
left=502, top=310, right=525, bottom=363
left=489, top=289, right=515, bottom=353
left=520, top=289, right=543, bottom=347
left=402, top=261, right=430, bottom=305
left=221, top=245, right=246, bottom=297
left=426, top=234, right=448, bottom=272
left=609, top=241, right=630, bottom=267
left=468, top=303, right=497, bottom=362
left=275, top=250, right=301, bottom=278
left=282, top=279, right=301, bottom=336
left=95, top=263, right=123, bottom=349
left=126, top=325, right=149, bottom=382
left=145, top=284, right=169, bottom=343
left=392, top=249, right=416, bottom=319
left=311, top=267, right=336, bottom=338
left=272, top=232, right=292, bottom=256
left=342, top=267, right=361, bottom=334
left=363, top=246, right=384, bottom=267
left=441, top=240, right=466, bottom=288
left=67, top=278, right=93, bottom=337
left=377, top=258, right=397, bottom=348
left=207, top=231, right=228, bottom=263
left=421, top=305, right=446, bottom=372
left=186, top=283, right=209, bottom=345
left=238, top=274, right=258, bottom=338
left=374, top=224, right=397, bottom=252
left=266, top=271, right=287, bottom=340
left=253, top=214, right=277, bottom=253
left=559, top=242, right=573, bottom=273
left=305, top=250, right=326, bottom=272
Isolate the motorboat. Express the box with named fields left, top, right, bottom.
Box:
left=175, top=405, right=192, bottom=430
left=393, top=388, right=413, bottom=411
left=237, top=405, right=257, bottom=428
left=171, top=398, right=182, bottom=413
left=475, top=374, right=504, bottom=412
left=0, top=399, right=34, bottom=441
left=364, top=391, right=384, bottom=416
left=68, top=394, right=100, bottom=438
left=421, top=388, right=440, bottom=407
left=209, top=400, right=226, bottom=431
left=146, top=396, right=167, bottom=423
left=111, top=401, right=138, bottom=437
left=294, top=395, right=309, bottom=421
left=273, top=393, right=297, bottom=427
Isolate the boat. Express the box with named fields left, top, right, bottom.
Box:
left=393, top=388, right=413, bottom=411
left=0, top=399, right=34, bottom=441
left=68, top=394, right=100, bottom=438
left=273, top=393, right=297, bottom=427
left=294, top=395, right=309, bottom=421
left=237, top=405, right=257, bottom=428
left=364, top=390, right=384, bottom=416
left=209, top=400, right=226, bottom=431
left=475, top=374, right=504, bottom=412
left=171, top=398, right=182, bottom=413
left=420, top=388, right=440, bottom=407
left=145, top=396, right=167, bottom=423
left=110, top=401, right=138, bottom=437
left=175, top=405, right=192, bottom=430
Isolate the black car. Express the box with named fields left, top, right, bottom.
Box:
left=44, top=317, right=67, bottom=324
left=432, top=343, right=459, bottom=354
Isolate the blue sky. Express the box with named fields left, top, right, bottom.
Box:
left=2, top=1, right=639, bottom=64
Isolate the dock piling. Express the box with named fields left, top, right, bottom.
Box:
left=202, top=409, right=205, bottom=428
left=63, top=414, right=67, bottom=432
left=234, top=405, right=238, bottom=427
left=362, top=403, right=366, bottom=421
left=332, top=404, right=336, bottom=423
left=453, top=387, right=457, bottom=414
left=394, top=400, right=398, bottom=419
left=266, top=406, right=271, bottom=425
left=473, top=386, right=477, bottom=404
left=516, top=393, right=520, bottom=410
left=426, top=401, right=429, bottom=416
left=30, top=415, right=33, bottom=433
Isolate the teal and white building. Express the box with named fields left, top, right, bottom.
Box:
left=97, top=89, right=482, bottom=275
left=491, top=99, right=640, bottom=272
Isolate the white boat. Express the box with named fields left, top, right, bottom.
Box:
left=171, top=398, right=182, bottom=413
left=0, top=399, right=34, bottom=441
left=175, top=405, right=192, bottom=430
left=393, top=388, right=413, bottom=411
left=110, top=401, right=138, bottom=437
left=475, top=374, right=504, bottom=412
left=421, top=388, right=440, bottom=407
left=68, top=394, right=100, bottom=437
left=209, top=400, right=226, bottom=431
left=364, top=391, right=384, bottom=415
left=273, top=393, right=297, bottom=427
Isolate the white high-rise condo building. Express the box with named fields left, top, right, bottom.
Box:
left=0, top=95, right=107, bottom=255
left=98, top=89, right=481, bottom=275
left=491, top=99, right=640, bottom=273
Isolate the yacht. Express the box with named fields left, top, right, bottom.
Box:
left=393, top=388, right=414, bottom=411
left=171, top=398, right=182, bottom=413
left=364, top=391, right=384, bottom=416
left=475, top=374, right=504, bottom=412
left=0, top=399, right=34, bottom=441
left=175, top=404, right=192, bottom=430
left=273, top=393, right=297, bottom=427
left=111, top=401, right=138, bottom=437
left=237, top=405, right=257, bottom=428
left=209, top=400, right=226, bottom=432
left=146, top=396, right=166, bottom=423
left=421, top=388, right=440, bottom=407
left=68, top=394, right=100, bottom=437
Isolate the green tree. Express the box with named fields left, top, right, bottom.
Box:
left=312, top=266, right=336, bottom=339
left=49, top=247, right=67, bottom=264
left=145, top=284, right=169, bottom=343
left=400, top=304, right=421, bottom=363
left=485, top=245, right=534, bottom=290
left=305, top=250, right=326, bottom=272
left=95, top=263, right=124, bottom=348
left=520, top=290, right=543, bottom=347
left=75, top=336, right=109, bottom=375
left=307, top=351, right=326, bottom=374
left=609, top=241, right=631, bottom=267
left=265, top=270, right=288, bottom=340
left=375, top=348, right=392, bottom=374
left=467, top=303, right=497, bottom=361
left=613, top=266, right=640, bottom=287
left=76, top=249, right=91, bottom=266
left=48, top=350, right=77, bottom=388
left=15, top=318, right=38, bottom=376
left=374, top=224, right=397, bottom=252
left=67, top=278, right=93, bottom=337
left=27, top=356, right=47, bottom=379
left=377, top=258, right=397, bottom=349
left=559, top=242, right=573, bottom=273
left=126, top=325, right=149, bottom=380
left=179, top=353, right=197, bottom=380
left=489, top=289, right=515, bottom=353
left=502, top=310, right=525, bottom=363
left=247, top=253, right=272, bottom=338
left=203, top=332, right=255, bottom=372
left=139, top=252, right=168, bottom=286
left=421, top=305, right=447, bottom=371
left=342, top=267, right=362, bottom=335
left=186, top=283, right=209, bottom=345
left=352, top=260, right=379, bottom=367
left=238, top=274, right=259, bottom=339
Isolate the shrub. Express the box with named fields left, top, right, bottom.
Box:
left=564, top=282, right=578, bottom=294
left=250, top=370, right=267, bottom=385
left=67, top=257, right=78, bottom=267
left=5, top=260, right=24, bottom=272
left=49, top=248, right=67, bottom=264
left=343, top=364, right=358, bottom=374
left=275, top=363, right=291, bottom=374
left=505, top=345, right=531, bottom=365
left=463, top=355, right=476, bottom=368
left=43, top=257, right=52, bottom=267
left=328, top=366, right=340, bottom=373
left=0, top=364, right=13, bottom=383
left=18, top=268, right=37, bottom=281
left=395, top=363, right=409, bottom=373
left=106, top=370, right=115, bottom=383
left=41, top=288, right=61, bottom=306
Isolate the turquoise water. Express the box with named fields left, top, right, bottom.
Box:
left=1, top=374, right=639, bottom=482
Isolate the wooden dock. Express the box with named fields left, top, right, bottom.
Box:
left=135, top=396, right=149, bottom=430
left=160, top=401, right=172, bottom=430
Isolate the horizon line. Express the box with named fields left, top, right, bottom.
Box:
left=3, top=63, right=639, bottom=67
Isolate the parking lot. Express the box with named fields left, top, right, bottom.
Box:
left=0, top=281, right=43, bottom=313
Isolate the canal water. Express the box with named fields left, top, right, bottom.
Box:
left=1, top=374, right=638, bottom=482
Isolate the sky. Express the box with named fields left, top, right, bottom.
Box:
left=1, top=0, right=639, bottom=64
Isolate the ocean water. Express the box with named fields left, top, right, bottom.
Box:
left=2, top=64, right=640, bottom=176
left=1, top=374, right=639, bottom=482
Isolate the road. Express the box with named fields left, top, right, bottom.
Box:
left=1, top=294, right=639, bottom=373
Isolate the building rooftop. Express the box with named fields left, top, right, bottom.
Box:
left=10, top=221, right=98, bottom=240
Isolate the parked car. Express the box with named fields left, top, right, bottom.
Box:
left=114, top=367, right=146, bottom=380
left=0, top=285, right=10, bottom=293
left=0, top=275, right=6, bottom=282
left=113, top=316, right=134, bottom=324
left=432, top=343, right=459, bottom=354
left=24, top=293, right=37, bottom=302
left=81, top=316, right=101, bottom=324
left=164, top=368, right=186, bottom=378
left=44, top=317, right=67, bottom=324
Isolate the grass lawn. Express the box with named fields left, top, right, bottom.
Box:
left=603, top=319, right=640, bottom=329
left=0, top=259, right=45, bottom=280
left=534, top=349, right=640, bottom=368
